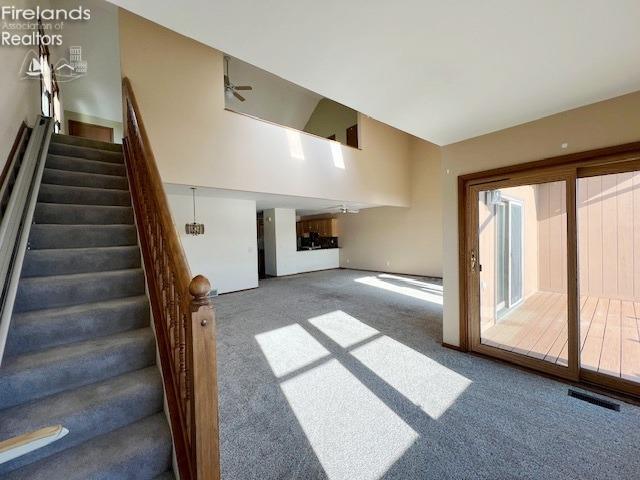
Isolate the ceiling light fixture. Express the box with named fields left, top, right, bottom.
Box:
left=185, top=187, right=205, bottom=236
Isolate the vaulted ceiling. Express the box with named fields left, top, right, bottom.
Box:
left=109, top=0, right=640, bottom=145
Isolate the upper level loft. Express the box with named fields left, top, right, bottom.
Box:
left=223, top=55, right=359, bottom=149
left=9, top=0, right=418, bottom=209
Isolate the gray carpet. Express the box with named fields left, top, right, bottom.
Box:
left=0, top=133, right=173, bottom=479
left=215, top=269, right=640, bottom=480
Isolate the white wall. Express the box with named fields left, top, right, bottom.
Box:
left=296, top=248, right=340, bottom=274
left=263, top=208, right=339, bottom=276
left=0, top=0, right=40, bottom=171
left=166, top=187, right=258, bottom=294
left=441, top=90, right=640, bottom=347
left=338, top=138, right=443, bottom=277
left=53, top=0, right=122, bottom=132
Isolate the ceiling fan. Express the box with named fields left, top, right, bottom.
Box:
left=224, top=55, right=253, bottom=102
left=327, top=204, right=360, bottom=214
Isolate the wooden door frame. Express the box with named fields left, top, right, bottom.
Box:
left=458, top=141, right=640, bottom=397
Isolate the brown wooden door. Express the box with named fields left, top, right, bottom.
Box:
left=68, top=119, right=114, bottom=142
left=346, top=124, right=358, bottom=148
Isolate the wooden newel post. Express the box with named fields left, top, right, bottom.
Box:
left=189, top=275, right=221, bottom=480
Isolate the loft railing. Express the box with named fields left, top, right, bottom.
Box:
left=0, top=117, right=53, bottom=364
left=121, top=78, right=221, bottom=480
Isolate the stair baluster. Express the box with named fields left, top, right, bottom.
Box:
left=122, top=77, right=221, bottom=480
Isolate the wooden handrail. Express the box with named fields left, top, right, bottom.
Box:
left=121, top=77, right=220, bottom=480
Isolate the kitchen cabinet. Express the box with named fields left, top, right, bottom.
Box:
left=296, top=218, right=338, bottom=237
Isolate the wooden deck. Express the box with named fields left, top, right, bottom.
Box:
left=481, top=291, right=640, bottom=383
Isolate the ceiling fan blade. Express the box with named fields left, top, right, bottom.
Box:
left=234, top=85, right=252, bottom=91
left=232, top=91, right=246, bottom=102
left=224, top=75, right=230, bottom=86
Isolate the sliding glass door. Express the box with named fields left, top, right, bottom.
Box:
left=577, top=168, right=640, bottom=389
left=465, top=159, right=640, bottom=396
left=494, top=197, right=524, bottom=319
left=470, top=178, right=576, bottom=377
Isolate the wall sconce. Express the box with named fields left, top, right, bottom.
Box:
left=185, top=187, right=205, bottom=235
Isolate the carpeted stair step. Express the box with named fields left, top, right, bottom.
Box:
left=0, top=367, right=163, bottom=475
left=14, top=268, right=144, bottom=312
left=38, top=183, right=131, bottom=206
left=28, top=224, right=137, bottom=249
left=5, top=295, right=149, bottom=356
left=34, top=203, right=133, bottom=225
left=0, top=328, right=155, bottom=409
left=42, top=167, right=128, bottom=190
left=46, top=154, right=126, bottom=176
left=2, top=413, right=172, bottom=480
left=22, top=246, right=141, bottom=277
left=48, top=142, right=124, bottom=164
left=0, top=134, right=173, bottom=477
left=52, top=133, right=123, bottom=153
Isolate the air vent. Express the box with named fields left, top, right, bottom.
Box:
left=568, top=389, right=620, bottom=411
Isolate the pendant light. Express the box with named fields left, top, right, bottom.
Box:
left=185, top=187, right=205, bottom=235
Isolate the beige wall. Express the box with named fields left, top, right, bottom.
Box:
left=303, top=98, right=358, bottom=145
left=442, top=90, right=640, bottom=347
left=0, top=0, right=40, bottom=172
left=338, top=138, right=443, bottom=277
left=118, top=10, right=413, bottom=208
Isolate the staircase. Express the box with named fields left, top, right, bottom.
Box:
left=0, top=134, right=174, bottom=479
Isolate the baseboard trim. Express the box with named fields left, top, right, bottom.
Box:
left=267, top=267, right=341, bottom=278
left=217, top=286, right=259, bottom=296
left=339, top=266, right=443, bottom=281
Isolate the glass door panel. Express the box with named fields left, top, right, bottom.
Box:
left=577, top=172, right=640, bottom=385
left=478, top=181, right=569, bottom=365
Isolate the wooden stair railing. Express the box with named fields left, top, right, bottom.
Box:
left=122, top=77, right=221, bottom=480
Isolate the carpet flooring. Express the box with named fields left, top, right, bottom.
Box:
left=215, top=269, right=640, bottom=480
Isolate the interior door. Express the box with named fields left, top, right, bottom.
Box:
left=468, top=174, right=579, bottom=380
left=68, top=119, right=114, bottom=142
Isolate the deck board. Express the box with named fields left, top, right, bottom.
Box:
left=581, top=298, right=609, bottom=372
left=481, top=292, right=638, bottom=383
left=599, top=299, right=621, bottom=377
left=621, top=302, right=640, bottom=382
